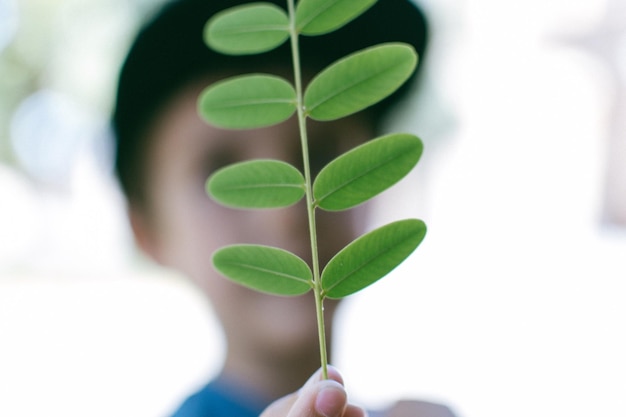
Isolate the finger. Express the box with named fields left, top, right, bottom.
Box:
left=262, top=367, right=330, bottom=417
left=260, top=392, right=298, bottom=417
left=298, top=366, right=344, bottom=393
left=325, top=365, right=345, bottom=386
left=290, top=378, right=347, bottom=417
left=345, top=404, right=368, bottom=417
left=309, top=379, right=348, bottom=417
left=261, top=367, right=353, bottom=417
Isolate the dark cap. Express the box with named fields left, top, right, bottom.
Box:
left=112, top=0, right=429, bottom=203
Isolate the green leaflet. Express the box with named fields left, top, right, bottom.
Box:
left=304, top=43, right=417, bottom=121
left=198, top=74, right=297, bottom=129
left=213, top=244, right=313, bottom=296
left=207, top=159, right=305, bottom=209
left=204, top=3, right=289, bottom=55
left=321, top=219, right=426, bottom=298
left=314, top=133, right=423, bottom=211
left=296, top=0, right=377, bottom=35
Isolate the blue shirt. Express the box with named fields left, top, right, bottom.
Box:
left=170, top=377, right=271, bottom=417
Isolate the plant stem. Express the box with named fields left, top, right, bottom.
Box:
left=287, top=0, right=328, bottom=380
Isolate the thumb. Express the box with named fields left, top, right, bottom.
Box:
left=261, top=367, right=365, bottom=417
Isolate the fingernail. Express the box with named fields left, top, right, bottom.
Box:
left=315, top=383, right=346, bottom=417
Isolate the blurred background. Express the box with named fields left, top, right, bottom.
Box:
left=1, top=0, right=625, bottom=416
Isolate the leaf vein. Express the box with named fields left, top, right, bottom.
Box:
left=306, top=61, right=400, bottom=113
left=316, top=152, right=401, bottom=203
left=224, top=262, right=311, bottom=284
left=214, top=25, right=288, bottom=35
left=297, top=0, right=338, bottom=30
left=220, top=184, right=304, bottom=190
left=208, top=98, right=296, bottom=109
left=324, top=233, right=415, bottom=293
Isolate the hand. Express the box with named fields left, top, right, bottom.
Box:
left=261, top=367, right=366, bottom=417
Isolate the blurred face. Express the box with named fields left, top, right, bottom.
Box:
left=132, top=79, right=374, bottom=362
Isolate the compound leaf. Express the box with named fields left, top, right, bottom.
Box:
left=198, top=74, right=296, bottom=129
left=321, top=219, right=426, bottom=299
left=213, top=244, right=313, bottom=296
left=314, top=133, right=423, bottom=211
left=304, top=43, right=417, bottom=121
left=204, top=3, right=289, bottom=55
left=296, top=0, right=377, bottom=35
left=207, top=159, right=305, bottom=209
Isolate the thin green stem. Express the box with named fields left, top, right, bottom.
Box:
left=286, top=0, right=328, bottom=380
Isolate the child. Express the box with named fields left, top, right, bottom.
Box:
left=112, top=0, right=454, bottom=416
